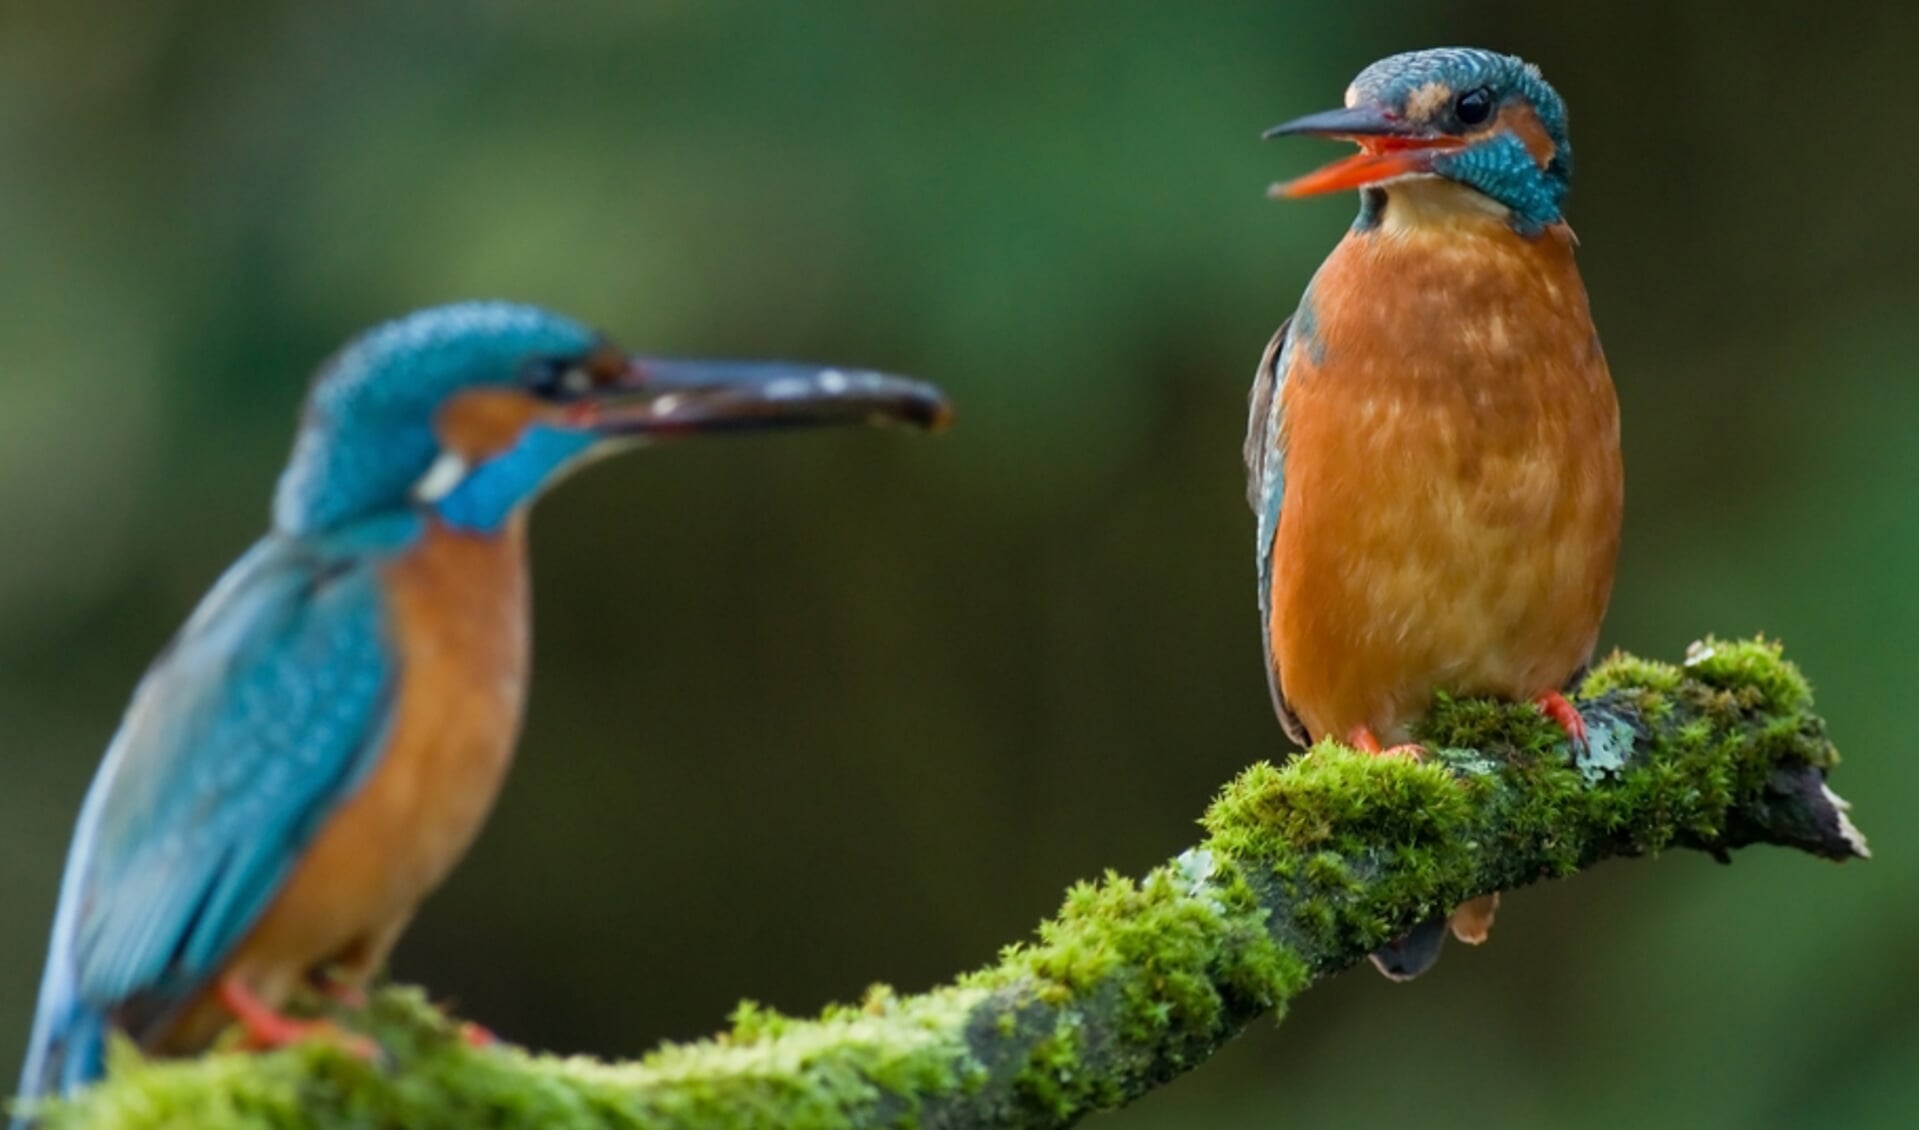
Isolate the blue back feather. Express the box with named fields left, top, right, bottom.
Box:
left=14, top=524, right=406, bottom=1114
left=18, top=303, right=606, bottom=1119
left=1244, top=313, right=1309, bottom=746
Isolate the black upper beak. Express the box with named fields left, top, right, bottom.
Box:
left=581, top=358, right=953, bottom=437
left=1262, top=103, right=1435, bottom=141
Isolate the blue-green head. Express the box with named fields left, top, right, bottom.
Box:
left=1263, top=47, right=1572, bottom=231
left=272, top=302, right=950, bottom=537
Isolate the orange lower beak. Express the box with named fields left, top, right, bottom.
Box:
left=1269, top=135, right=1469, bottom=198
left=1262, top=103, right=1468, bottom=198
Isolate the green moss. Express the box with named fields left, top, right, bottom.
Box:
left=1202, top=749, right=1472, bottom=861
left=1581, top=651, right=1685, bottom=699
left=1194, top=638, right=1835, bottom=954
left=1013, top=1016, right=1084, bottom=1119
left=725, top=999, right=795, bottom=1044
left=920, top=838, right=1310, bottom=1122
left=1417, top=692, right=1567, bottom=759
left=1200, top=746, right=1489, bottom=955
left=1682, top=636, right=1812, bottom=711
left=50, top=983, right=1000, bottom=1130
left=46, top=639, right=1844, bottom=1130
left=958, top=855, right=1306, bottom=1121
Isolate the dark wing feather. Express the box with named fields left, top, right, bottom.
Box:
left=1244, top=317, right=1310, bottom=747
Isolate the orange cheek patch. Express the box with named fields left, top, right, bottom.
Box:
left=1496, top=104, right=1557, bottom=168
left=434, top=389, right=549, bottom=460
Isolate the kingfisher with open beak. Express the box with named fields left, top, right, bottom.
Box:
left=13, top=302, right=949, bottom=1120
left=1246, top=48, right=1624, bottom=977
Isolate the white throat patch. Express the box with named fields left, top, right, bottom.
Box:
left=412, top=451, right=470, bottom=503
left=1381, top=178, right=1512, bottom=237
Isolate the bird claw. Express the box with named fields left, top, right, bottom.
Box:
left=1448, top=893, right=1499, bottom=945
left=1346, top=727, right=1425, bottom=760
left=428, top=991, right=503, bottom=1048
left=219, top=977, right=381, bottom=1061
left=1533, top=691, right=1588, bottom=751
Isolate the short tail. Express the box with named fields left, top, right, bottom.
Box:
left=12, top=994, right=109, bottom=1129
left=1368, top=916, right=1450, bottom=981
left=1367, top=893, right=1501, bottom=981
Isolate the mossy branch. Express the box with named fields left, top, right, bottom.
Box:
left=42, top=639, right=1867, bottom=1130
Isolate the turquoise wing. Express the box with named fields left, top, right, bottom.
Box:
left=17, top=534, right=396, bottom=1104
left=1244, top=316, right=1309, bottom=746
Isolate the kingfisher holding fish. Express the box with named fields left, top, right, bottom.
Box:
left=1246, top=48, right=1624, bottom=977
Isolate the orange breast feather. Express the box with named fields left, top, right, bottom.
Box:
left=1269, top=210, right=1622, bottom=745
left=158, top=518, right=530, bottom=1051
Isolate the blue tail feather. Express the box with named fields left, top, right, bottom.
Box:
left=11, top=1001, right=107, bottom=1130
left=14, top=878, right=110, bottom=1130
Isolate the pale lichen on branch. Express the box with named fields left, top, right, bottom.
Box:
left=40, top=638, right=1865, bottom=1130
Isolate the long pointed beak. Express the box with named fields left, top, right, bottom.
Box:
left=1262, top=103, right=1465, bottom=198
left=570, top=358, right=953, bottom=437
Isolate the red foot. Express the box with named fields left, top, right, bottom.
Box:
left=219, top=977, right=379, bottom=1060
left=1346, top=726, right=1424, bottom=760
left=1534, top=691, right=1588, bottom=749
left=460, top=1021, right=499, bottom=1048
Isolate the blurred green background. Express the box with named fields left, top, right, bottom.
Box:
left=2, top=2, right=1914, bottom=1126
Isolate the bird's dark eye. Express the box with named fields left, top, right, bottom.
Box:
left=522, top=357, right=587, bottom=400
left=1454, top=87, right=1495, bottom=127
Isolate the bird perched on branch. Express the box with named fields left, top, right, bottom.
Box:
left=1246, top=48, right=1623, bottom=978
left=13, top=302, right=949, bottom=1120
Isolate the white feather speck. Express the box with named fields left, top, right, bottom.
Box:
left=412, top=451, right=469, bottom=502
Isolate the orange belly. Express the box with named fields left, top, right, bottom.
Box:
left=156, top=516, right=530, bottom=1052
left=1269, top=216, right=1622, bottom=745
